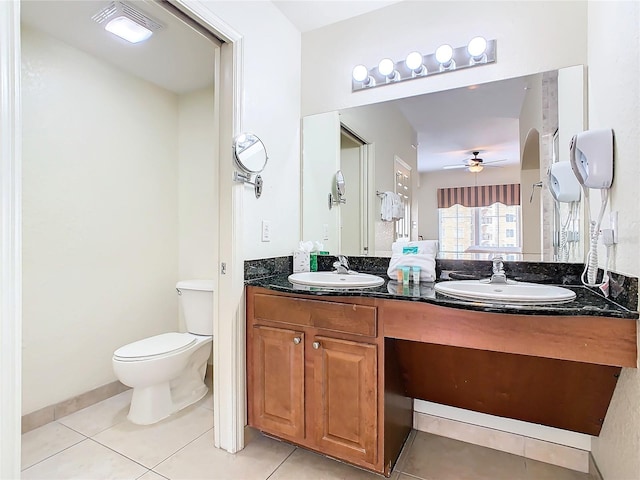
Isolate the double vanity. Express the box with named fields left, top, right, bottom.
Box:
left=245, top=258, right=638, bottom=476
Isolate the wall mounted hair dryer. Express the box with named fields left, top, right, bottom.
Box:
left=548, top=161, right=581, bottom=203
left=569, top=128, right=614, bottom=291
left=569, top=128, right=614, bottom=188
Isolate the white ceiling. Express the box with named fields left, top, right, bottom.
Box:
left=273, top=0, right=404, bottom=32
left=20, top=0, right=216, bottom=94
left=394, top=75, right=532, bottom=172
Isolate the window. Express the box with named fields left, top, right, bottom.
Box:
left=438, top=202, right=521, bottom=253
left=437, top=184, right=522, bottom=255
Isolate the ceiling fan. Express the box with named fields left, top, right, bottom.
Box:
left=443, top=151, right=507, bottom=172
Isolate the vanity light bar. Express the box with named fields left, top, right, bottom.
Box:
left=352, top=38, right=496, bottom=92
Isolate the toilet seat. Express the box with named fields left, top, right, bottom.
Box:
left=114, top=332, right=197, bottom=362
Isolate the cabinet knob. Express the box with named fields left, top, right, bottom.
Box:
left=312, top=341, right=321, bottom=349
left=293, top=337, right=301, bottom=345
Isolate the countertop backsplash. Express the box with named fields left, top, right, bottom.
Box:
left=244, top=255, right=638, bottom=312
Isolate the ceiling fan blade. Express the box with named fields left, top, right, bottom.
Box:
left=443, top=164, right=470, bottom=170
left=483, top=158, right=508, bottom=165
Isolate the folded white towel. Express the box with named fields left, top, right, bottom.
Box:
left=391, top=240, right=439, bottom=256
left=387, top=253, right=436, bottom=282
left=380, top=191, right=395, bottom=221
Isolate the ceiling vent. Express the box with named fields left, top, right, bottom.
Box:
left=92, top=1, right=164, bottom=43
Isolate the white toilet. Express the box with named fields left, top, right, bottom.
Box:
left=112, top=279, right=214, bottom=425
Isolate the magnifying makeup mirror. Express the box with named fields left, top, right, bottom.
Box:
left=329, top=170, right=347, bottom=209
left=233, top=133, right=268, bottom=198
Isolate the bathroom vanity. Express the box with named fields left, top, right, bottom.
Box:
left=245, top=271, right=637, bottom=477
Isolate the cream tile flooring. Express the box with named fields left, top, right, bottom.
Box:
left=22, top=388, right=592, bottom=480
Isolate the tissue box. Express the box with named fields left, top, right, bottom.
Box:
left=293, top=250, right=310, bottom=273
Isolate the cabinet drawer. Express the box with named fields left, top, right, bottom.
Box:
left=253, top=293, right=376, bottom=337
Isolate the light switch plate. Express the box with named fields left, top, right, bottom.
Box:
left=261, top=220, right=271, bottom=242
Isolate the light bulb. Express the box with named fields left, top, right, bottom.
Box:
left=105, top=16, right=153, bottom=43
left=378, top=58, right=395, bottom=77
left=469, top=164, right=483, bottom=173
left=352, top=64, right=369, bottom=82
left=467, top=36, right=487, bottom=58
left=435, top=44, right=453, bottom=64
left=405, top=51, right=423, bottom=71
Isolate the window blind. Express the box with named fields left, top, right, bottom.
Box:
left=437, top=184, right=521, bottom=208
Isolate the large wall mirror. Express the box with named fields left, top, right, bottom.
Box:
left=301, top=66, right=586, bottom=263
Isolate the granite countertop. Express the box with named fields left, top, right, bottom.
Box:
left=246, top=273, right=639, bottom=320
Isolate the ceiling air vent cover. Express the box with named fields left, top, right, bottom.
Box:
left=92, top=1, right=164, bottom=33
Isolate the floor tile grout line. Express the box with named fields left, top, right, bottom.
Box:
left=398, top=473, right=430, bottom=480
left=21, top=422, right=89, bottom=472
left=82, top=437, right=154, bottom=472
left=148, top=427, right=215, bottom=472
left=265, top=445, right=298, bottom=480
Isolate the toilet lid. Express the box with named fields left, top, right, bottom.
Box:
left=114, top=332, right=196, bottom=360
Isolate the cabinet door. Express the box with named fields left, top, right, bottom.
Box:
left=313, top=336, right=378, bottom=465
left=250, top=325, right=305, bottom=440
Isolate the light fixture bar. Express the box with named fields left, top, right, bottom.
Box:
left=352, top=38, right=496, bottom=92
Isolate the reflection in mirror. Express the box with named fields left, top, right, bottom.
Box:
left=336, top=170, right=346, bottom=197
left=301, top=66, right=586, bottom=262
left=233, top=133, right=268, bottom=174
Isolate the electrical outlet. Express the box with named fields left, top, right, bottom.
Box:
left=322, top=224, right=329, bottom=241
left=610, top=211, right=618, bottom=244
left=261, top=220, right=271, bottom=242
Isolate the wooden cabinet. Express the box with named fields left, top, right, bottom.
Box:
left=313, top=336, right=377, bottom=465
left=246, top=287, right=412, bottom=476
left=250, top=325, right=304, bottom=439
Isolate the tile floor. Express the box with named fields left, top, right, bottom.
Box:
left=22, top=387, right=592, bottom=480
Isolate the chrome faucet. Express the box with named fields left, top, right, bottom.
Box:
left=333, top=255, right=350, bottom=274
left=489, top=256, right=507, bottom=284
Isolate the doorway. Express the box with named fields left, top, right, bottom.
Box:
left=1, top=2, right=245, bottom=476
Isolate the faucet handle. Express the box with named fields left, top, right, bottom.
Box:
left=491, top=255, right=504, bottom=274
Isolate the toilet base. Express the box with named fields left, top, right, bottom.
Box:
left=125, top=342, right=211, bottom=425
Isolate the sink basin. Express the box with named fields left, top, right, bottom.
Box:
left=288, top=271, right=384, bottom=288
left=434, top=280, right=576, bottom=304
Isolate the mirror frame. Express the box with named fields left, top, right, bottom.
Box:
left=233, top=133, right=268, bottom=174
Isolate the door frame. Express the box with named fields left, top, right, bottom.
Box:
left=0, top=2, right=246, bottom=476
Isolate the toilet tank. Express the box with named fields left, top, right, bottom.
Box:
left=176, top=279, right=214, bottom=336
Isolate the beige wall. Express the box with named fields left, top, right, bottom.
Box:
left=21, top=27, right=181, bottom=413
left=587, top=1, right=640, bottom=478
left=21, top=28, right=219, bottom=413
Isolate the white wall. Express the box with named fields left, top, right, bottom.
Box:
left=301, top=112, right=340, bottom=253
left=201, top=1, right=301, bottom=260
left=21, top=27, right=180, bottom=413
left=301, top=1, right=587, bottom=116
left=587, top=2, right=640, bottom=478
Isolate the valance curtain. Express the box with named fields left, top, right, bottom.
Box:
left=437, top=184, right=521, bottom=209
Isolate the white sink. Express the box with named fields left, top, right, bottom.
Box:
left=434, top=280, right=576, bottom=304
left=288, top=271, right=384, bottom=288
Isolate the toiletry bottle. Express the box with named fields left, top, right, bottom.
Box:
left=412, top=266, right=421, bottom=283
left=402, top=266, right=410, bottom=285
